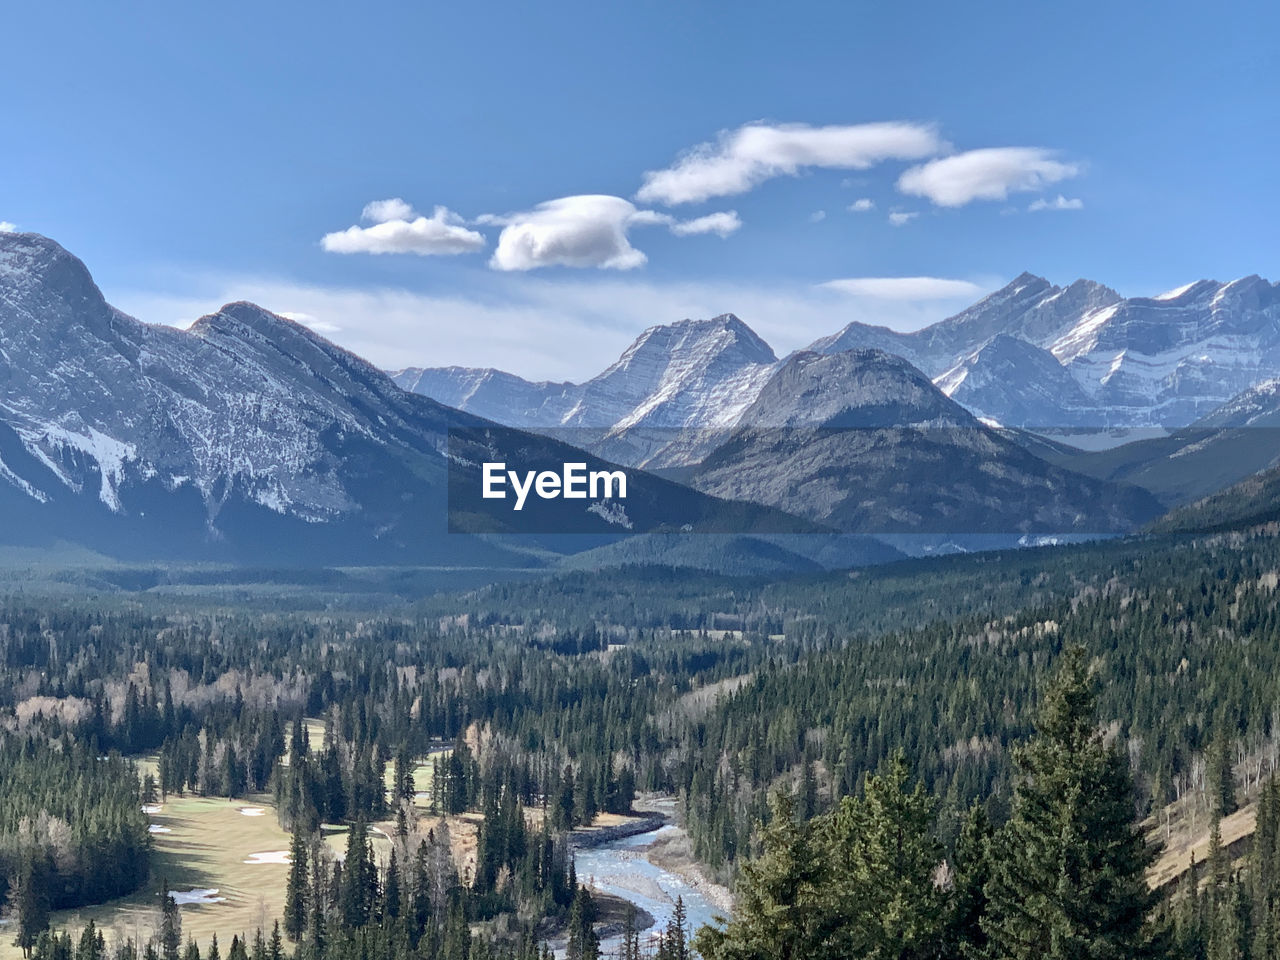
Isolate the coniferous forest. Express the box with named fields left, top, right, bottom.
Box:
left=6, top=525, right=1280, bottom=957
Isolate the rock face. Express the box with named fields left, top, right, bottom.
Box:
left=686, top=350, right=1163, bottom=535
left=934, top=334, right=1097, bottom=428
left=814, top=273, right=1280, bottom=429
left=393, top=314, right=781, bottom=467
left=0, top=232, right=798, bottom=560
left=400, top=271, right=1280, bottom=445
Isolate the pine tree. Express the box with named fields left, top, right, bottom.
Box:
left=157, top=885, right=181, bottom=960
left=821, top=750, right=946, bottom=959
left=76, top=922, right=104, bottom=960
left=1208, top=727, right=1238, bottom=818
left=981, top=647, right=1167, bottom=960
left=948, top=803, right=993, bottom=959
left=664, top=897, right=689, bottom=960
left=283, top=822, right=309, bottom=941
left=340, top=819, right=373, bottom=929
left=384, top=847, right=402, bottom=921
left=11, top=846, right=52, bottom=958
left=694, top=790, right=826, bottom=960
left=565, top=885, right=599, bottom=960
left=620, top=903, right=640, bottom=960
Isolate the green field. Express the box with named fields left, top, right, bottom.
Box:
left=0, top=796, right=292, bottom=960
left=0, top=730, right=449, bottom=960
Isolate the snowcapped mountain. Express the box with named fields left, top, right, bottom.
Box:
left=393, top=314, right=781, bottom=467
left=0, top=233, right=795, bottom=560
left=401, top=271, right=1280, bottom=455
left=687, top=349, right=1162, bottom=534
left=934, top=334, right=1097, bottom=427
left=814, top=273, right=1280, bottom=429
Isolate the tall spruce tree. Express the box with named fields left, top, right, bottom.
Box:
left=694, top=791, right=827, bottom=960
left=948, top=803, right=994, bottom=959
left=10, top=846, right=51, bottom=958
left=283, top=823, right=309, bottom=941
left=981, top=647, right=1167, bottom=960
left=820, top=750, right=947, bottom=960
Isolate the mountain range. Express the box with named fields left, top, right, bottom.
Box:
left=0, top=233, right=803, bottom=564
left=399, top=271, right=1280, bottom=448
left=4, top=230, right=1277, bottom=568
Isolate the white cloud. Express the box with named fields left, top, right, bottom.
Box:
left=848, top=199, right=875, bottom=212
left=485, top=195, right=668, bottom=271
left=112, top=271, right=996, bottom=383
left=1029, top=194, right=1084, bottom=212
left=669, top=211, right=742, bottom=238
left=820, top=277, right=983, bottom=300
left=888, top=211, right=919, bottom=226
left=278, top=311, right=342, bottom=334
left=636, top=121, right=943, bottom=205
left=809, top=210, right=827, bottom=223
left=361, top=198, right=415, bottom=223
left=321, top=204, right=485, bottom=256
left=897, top=147, right=1079, bottom=207
left=0, top=221, right=16, bottom=233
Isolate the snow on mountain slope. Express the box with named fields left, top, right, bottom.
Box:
left=813, top=272, right=1280, bottom=429
left=687, top=349, right=1162, bottom=534
left=0, top=230, right=439, bottom=521
left=394, top=313, right=782, bottom=466
left=0, top=232, right=812, bottom=559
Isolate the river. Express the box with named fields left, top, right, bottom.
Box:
left=572, top=822, right=728, bottom=957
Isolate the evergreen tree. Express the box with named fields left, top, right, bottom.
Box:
left=1208, top=727, right=1238, bottom=818
left=283, top=822, right=309, bottom=942
left=948, top=803, right=993, bottom=959
left=694, top=791, right=826, bottom=960
left=383, top=847, right=402, bottom=921
left=157, top=885, right=181, bottom=960
left=565, top=885, right=599, bottom=960
left=11, top=846, right=52, bottom=958
left=981, top=647, right=1167, bottom=960
left=821, top=751, right=947, bottom=960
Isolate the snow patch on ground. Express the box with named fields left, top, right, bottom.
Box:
left=244, top=851, right=291, bottom=865
left=239, top=806, right=266, bottom=816
left=171, top=889, right=226, bottom=906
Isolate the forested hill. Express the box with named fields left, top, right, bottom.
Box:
left=6, top=517, right=1280, bottom=957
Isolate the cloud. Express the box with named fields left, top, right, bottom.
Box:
left=808, top=210, right=827, bottom=223
left=278, top=311, right=342, bottom=334
left=1029, top=194, right=1084, bottom=212
left=0, top=221, right=16, bottom=232
left=669, top=211, right=742, bottom=238
left=321, top=204, right=485, bottom=256
left=897, top=147, right=1079, bottom=207
left=113, top=270, right=997, bottom=383
left=485, top=194, right=671, bottom=271
left=636, top=121, right=943, bottom=205
left=848, top=199, right=875, bottom=212
left=820, top=277, right=983, bottom=300
left=888, top=211, right=918, bottom=226
left=361, top=198, right=415, bottom=223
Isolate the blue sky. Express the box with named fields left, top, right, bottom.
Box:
left=3, top=0, right=1277, bottom=379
